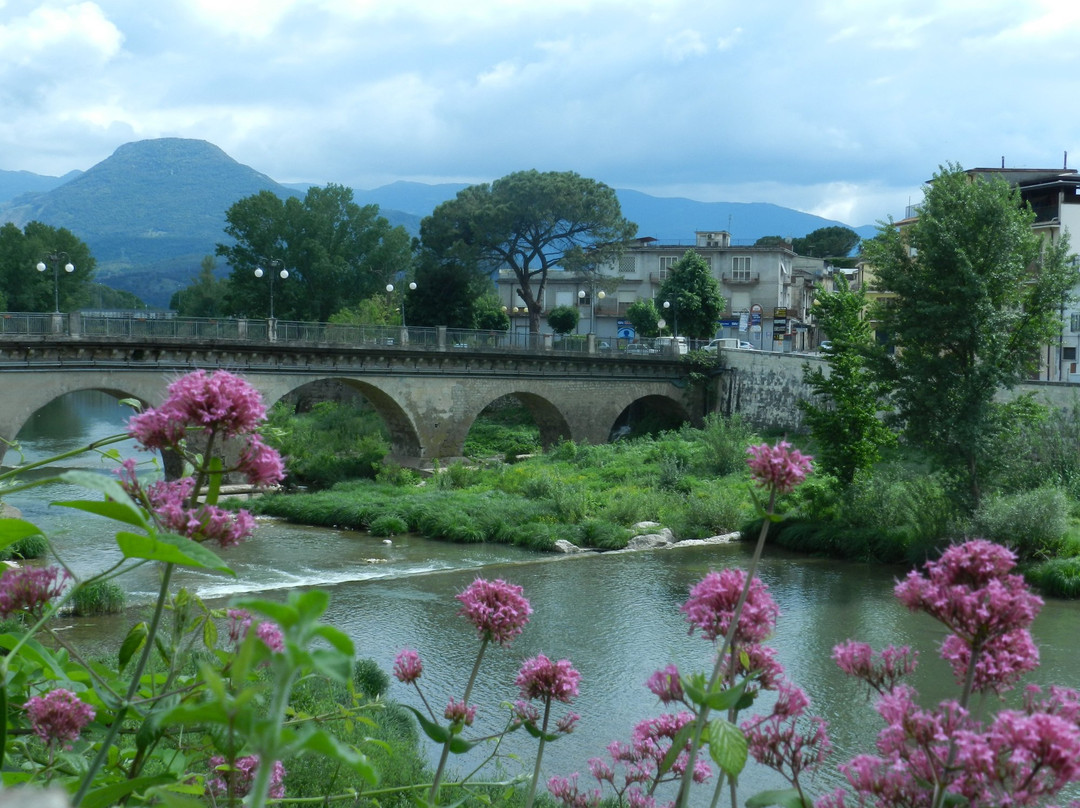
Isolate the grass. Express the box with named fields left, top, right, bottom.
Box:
left=71, top=580, right=126, bottom=616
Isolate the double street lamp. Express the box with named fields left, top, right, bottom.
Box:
left=663, top=299, right=678, bottom=337
left=577, top=288, right=606, bottom=334
left=386, top=281, right=417, bottom=326
left=254, top=259, right=288, bottom=319
left=36, top=251, right=75, bottom=313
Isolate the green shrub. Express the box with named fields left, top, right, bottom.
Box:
left=510, top=522, right=558, bottom=551
left=1, top=534, right=48, bottom=560
left=71, top=581, right=126, bottom=616
left=662, top=485, right=749, bottom=540
left=370, top=515, right=409, bottom=537
left=354, top=657, right=390, bottom=699
left=575, top=519, right=629, bottom=550
left=1024, top=557, right=1080, bottom=599
left=376, top=463, right=422, bottom=487
left=695, top=413, right=758, bottom=475
left=972, top=487, right=1068, bottom=561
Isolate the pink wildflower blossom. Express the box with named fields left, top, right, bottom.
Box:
left=0, top=565, right=70, bottom=617
left=895, top=539, right=1042, bottom=694
left=645, top=664, right=684, bottom=704
left=547, top=774, right=602, bottom=808
left=630, top=712, right=712, bottom=784
left=516, top=654, right=581, bottom=703
left=456, top=578, right=532, bottom=646
left=207, top=755, right=285, bottom=800
left=226, top=609, right=284, bottom=654
left=444, top=698, right=477, bottom=727
left=742, top=683, right=831, bottom=788
left=393, top=649, right=423, bottom=684
left=832, top=641, right=918, bottom=694
left=681, top=568, right=779, bottom=644
left=556, top=712, right=580, bottom=734
left=24, top=689, right=95, bottom=749
left=237, top=433, right=286, bottom=487
left=514, top=700, right=541, bottom=725
left=746, top=440, right=813, bottom=494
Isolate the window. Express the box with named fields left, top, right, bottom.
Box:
left=659, top=256, right=678, bottom=280
left=1065, top=347, right=1077, bottom=361
left=731, top=256, right=751, bottom=282
left=619, top=255, right=636, bottom=273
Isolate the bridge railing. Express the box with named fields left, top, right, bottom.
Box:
left=0, top=311, right=673, bottom=359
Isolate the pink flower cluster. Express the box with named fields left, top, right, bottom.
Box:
left=0, top=565, right=70, bottom=618
left=24, top=689, right=95, bottom=749
left=747, top=440, right=813, bottom=494
left=444, top=698, right=477, bottom=727
left=456, top=577, right=532, bottom=646
left=516, top=654, right=581, bottom=703
left=393, top=649, right=423, bottom=684
left=226, top=608, right=284, bottom=654
left=824, top=540, right=1080, bottom=808
left=207, top=755, right=285, bottom=800
left=129, top=370, right=268, bottom=448
left=680, top=568, right=779, bottom=644
left=742, top=682, right=831, bottom=790
left=125, top=472, right=257, bottom=548
left=894, top=539, right=1042, bottom=694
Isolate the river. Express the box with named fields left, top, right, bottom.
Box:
left=4, top=391, right=1080, bottom=804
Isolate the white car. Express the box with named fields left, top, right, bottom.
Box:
left=625, top=342, right=659, bottom=355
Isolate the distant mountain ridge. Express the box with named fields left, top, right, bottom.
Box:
left=0, top=139, right=876, bottom=307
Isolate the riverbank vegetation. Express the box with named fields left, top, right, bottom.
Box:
left=251, top=394, right=1080, bottom=598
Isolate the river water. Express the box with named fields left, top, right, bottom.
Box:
left=4, top=391, right=1080, bottom=804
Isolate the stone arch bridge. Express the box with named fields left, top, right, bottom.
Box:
left=0, top=335, right=700, bottom=468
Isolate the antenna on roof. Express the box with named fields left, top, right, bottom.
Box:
left=1065, top=151, right=1069, bottom=170
left=1001, top=155, right=1005, bottom=169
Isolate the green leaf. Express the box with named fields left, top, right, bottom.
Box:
left=0, top=519, right=44, bottom=552
left=81, top=775, right=175, bottom=808
left=310, top=648, right=352, bottom=684
left=58, top=469, right=138, bottom=505
left=205, top=456, right=224, bottom=506
left=521, top=722, right=560, bottom=743
left=295, top=728, right=378, bottom=785
left=119, top=621, right=148, bottom=672
left=707, top=718, right=748, bottom=778
left=702, top=678, right=750, bottom=712
left=746, top=788, right=813, bottom=808
left=313, top=624, right=355, bottom=656
left=116, top=531, right=234, bottom=575
left=54, top=498, right=149, bottom=530
left=403, top=704, right=451, bottom=744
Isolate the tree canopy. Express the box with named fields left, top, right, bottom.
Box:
left=546, top=305, right=580, bottom=336
left=800, top=275, right=896, bottom=484
left=170, top=256, right=229, bottom=317
left=216, top=185, right=412, bottom=321
left=657, top=250, right=724, bottom=340
left=420, top=170, right=637, bottom=333
left=866, top=163, right=1077, bottom=506
left=0, top=221, right=96, bottom=313
left=793, top=226, right=861, bottom=259
left=625, top=299, right=661, bottom=339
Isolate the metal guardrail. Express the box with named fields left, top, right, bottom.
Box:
left=0, top=313, right=684, bottom=359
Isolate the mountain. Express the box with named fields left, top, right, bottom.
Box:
left=0, top=138, right=876, bottom=308
left=0, top=169, right=82, bottom=204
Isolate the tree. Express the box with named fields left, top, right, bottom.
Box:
left=866, top=163, right=1077, bottom=507
left=793, top=226, right=861, bottom=259
left=546, top=305, right=579, bottom=336
left=406, top=247, right=498, bottom=329
left=625, top=299, right=661, bottom=339
left=754, top=235, right=792, bottom=249
left=657, top=250, right=724, bottom=340
left=420, top=170, right=637, bottom=334
left=170, top=255, right=229, bottom=317
left=217, top=185, right=413, bottom=321
left=799, top=275, right=896, bottom=484
left=0, top=221, right=95, bottom=312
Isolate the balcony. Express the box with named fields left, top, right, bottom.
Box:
left=720, top=272, right=760, bottom=286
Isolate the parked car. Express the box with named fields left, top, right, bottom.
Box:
left=819, top=340, right=834, bottom=353
left=703, top=338, right=754, bottom=353
left=654, top=336, right=688, bottom=355
left=625, top=342, right=659, bottom=355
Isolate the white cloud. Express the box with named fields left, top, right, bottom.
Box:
left=663, top=29, right=708, bottom=63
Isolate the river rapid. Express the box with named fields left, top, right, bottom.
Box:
left=4, top=391, right=1080, bottom=804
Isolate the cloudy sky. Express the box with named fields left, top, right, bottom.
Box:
left=2, top=0, right=1077, bottom=227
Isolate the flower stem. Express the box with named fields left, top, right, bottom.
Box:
left=524, top=698, right=552, bottom=808
left=429, top=635, right=489, bottom=806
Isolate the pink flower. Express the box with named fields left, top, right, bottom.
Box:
left=746, top=440, right=813, bottom=494
left=237, top=433, right=286, bottom=487
left=456, top=578, right=532, bottom=646
left=516, top=654, right=581, bottom=703
left=680, top=568, right=779, bottom=644
left=130, top=370, right=267, bottom=448
left=24, top=689, right=95, bottom=749
left=444, top=698, right=477, bottom=727
left=547, top=774, right=602, bottom=808
left=0, top=565, right=70, bottom=617
left=646, top=664, right=684, bottom=704
left=227, top=609, right=284, bottom=654
left=207, top=755, right=285, bottom=800
left=833, top=641, right=918, bottom=694
left=393, top=649, right=423, bottom=684
left=514, top=699, right=541, bottom=725
left=895, top=539, right=1042, bottom=694
left=556, top=712, right=580, bottom=734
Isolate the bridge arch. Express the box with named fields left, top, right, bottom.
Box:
left=450, top=390, right=573, bottom=458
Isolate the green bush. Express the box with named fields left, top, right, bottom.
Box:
left=1024, top=557, right=1080, bottom=599
left=71, top=580, right=126, bottom=616
left=1, top=534, right=48, bottom=560
left=662, top=485, right=749, bottom=540
left=972, top=487, right=1068, bottom=562
left=695, top=413, right=758, bottom=476
left=370, top=514, right=409, bottom=537
left=510, top=522, right=559, bottom=551
left=575, top=518, right=629, bottom=550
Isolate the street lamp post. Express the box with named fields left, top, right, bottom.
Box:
left=663, top=300, right=678, bottom=337
left=577, top=289, right=586, bottom=334
left=387, top=281, right=417, bottom=326
left=254, top=259, right=288, bottom=319
left=36, top=251, right=75, bottom=313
